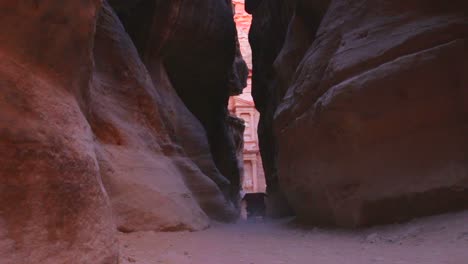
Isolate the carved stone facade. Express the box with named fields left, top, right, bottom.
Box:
left=229, top=0, right=266, bottom=194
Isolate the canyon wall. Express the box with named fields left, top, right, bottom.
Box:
left=248, top=0, right=295, bottom=217
left=248, top=0, right=468, bottom=226
left=0, top=0, right=245, bottom=263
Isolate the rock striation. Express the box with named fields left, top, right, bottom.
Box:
left=248, top=0, right=468, bottom=226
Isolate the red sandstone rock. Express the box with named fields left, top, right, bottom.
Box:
left=250, top=0, right=468, bottom=226
left=92, top=2, right=237, bottom=233
left=1, top=0, right=244, bottom=262
left=0, top=1, right=118, bottom=263
left=150, top=0, right=245, bottom=203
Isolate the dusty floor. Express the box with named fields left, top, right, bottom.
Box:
left=119, top=210, right=468, bottom=264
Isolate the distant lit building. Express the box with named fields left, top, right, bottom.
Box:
left=229, top=0, right=266, bottom=194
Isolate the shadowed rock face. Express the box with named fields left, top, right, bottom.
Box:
left=111, top=0, right=247, bottom=202
left=247, top=0, right=295, bottom=218
left=158, top=1, right=244, bottom=203
left=0, top=0, right=245, bottom=263
left=249, top=0, right=468, bottom=227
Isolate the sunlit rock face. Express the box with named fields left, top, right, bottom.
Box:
left=248, top=0, right=468, bottom=227
left=0, top=0, right=244, bottom=263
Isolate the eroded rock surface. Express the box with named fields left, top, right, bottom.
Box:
left=0, top=0, right=244, bottom=263
left=0, top=1, right=118, bottom=263
left=248, top=0, right=468, bottom=226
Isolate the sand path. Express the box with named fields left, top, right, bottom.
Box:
left=119, top=211, right=468, bottom=264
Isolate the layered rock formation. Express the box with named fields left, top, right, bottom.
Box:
left=0, top=0, right=245, bottom=263
left=248, top=0, right=468, bottom=226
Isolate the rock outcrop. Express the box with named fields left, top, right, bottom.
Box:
left=0, top=0, right=245, bottom=263
left=248, top=0, right=468, bottom=226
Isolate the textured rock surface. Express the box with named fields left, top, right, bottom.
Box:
left=93, top=1, right=240, bottom=233
left=0, top=1, right=118, bottom=263
left=1, top=0, right=243, bottom=262
left=249, top=0, right=468, bottom=226
left=146, top=0, right=246, bottom=203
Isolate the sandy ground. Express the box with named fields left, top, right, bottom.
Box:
left=119, top=210, right=468, bottom=264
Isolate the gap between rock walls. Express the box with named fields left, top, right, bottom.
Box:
left=0, top=1, right=467, bottom=263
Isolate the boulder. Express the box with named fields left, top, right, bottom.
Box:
left=250, top=0, right=468, bottom=226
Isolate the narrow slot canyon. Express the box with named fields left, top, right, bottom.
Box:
left=0, top=1, right=467, bottom=264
